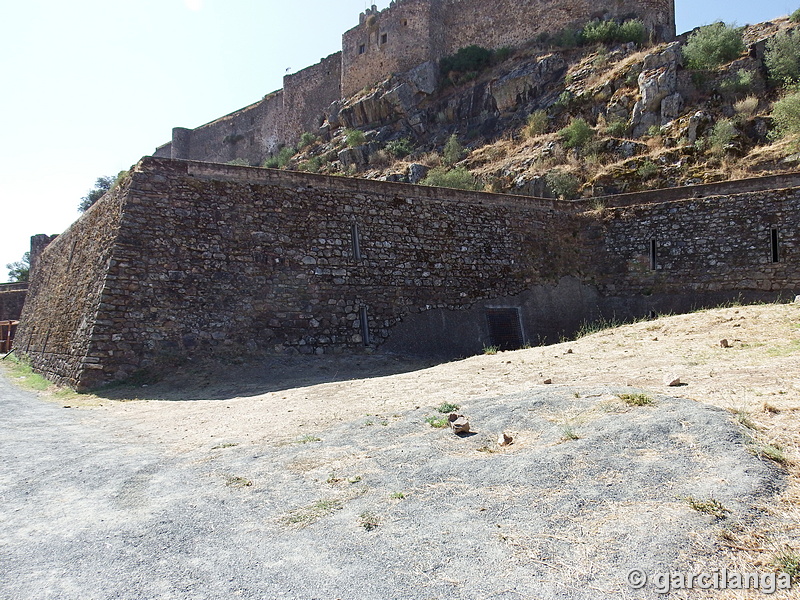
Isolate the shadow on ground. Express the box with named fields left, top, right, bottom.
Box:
left=94, top=353, right=440, bottom=401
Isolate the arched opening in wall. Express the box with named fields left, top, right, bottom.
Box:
left=486, top=307, right=524, bottom=351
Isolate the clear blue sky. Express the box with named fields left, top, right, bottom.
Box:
left=1, top=0, right=796, bottom=279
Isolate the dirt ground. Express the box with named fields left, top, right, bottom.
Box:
left=4, top=301, right=800, bottom=599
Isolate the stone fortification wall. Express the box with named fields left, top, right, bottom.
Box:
left=0, top=283, right=28, bottom=321
left=18, top=157, right=797, bottom=390
left=341, top=0, right=436, bottom=97
left=15, top=181, right=130, bottom=389
left=340, top=0, right=675, bottom=96
left=283, top=53, right=343, bottom=142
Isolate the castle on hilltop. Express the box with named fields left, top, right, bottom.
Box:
left=154, top=0, right=675, bottom=166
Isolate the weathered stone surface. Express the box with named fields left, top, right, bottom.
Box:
left=15, top=157, right=800, bottom=391
left=0, top=283, right=28, bottom=322
left=631, top=42, right=681, bottom=137
left=491, top=55, right=568, bottom=112
left=407, top=163, right=430, bottom=184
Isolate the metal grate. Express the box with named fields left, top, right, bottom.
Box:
left=486, top=308, right=524, bottom=351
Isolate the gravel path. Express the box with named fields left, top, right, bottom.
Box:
left=0, top=370, right=785, bottom=600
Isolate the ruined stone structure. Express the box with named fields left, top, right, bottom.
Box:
left=0, top=283, right=28, bottom=322
left=154, top=0, right=675, bottom=165
left=16, top=158, right=799, bottom=390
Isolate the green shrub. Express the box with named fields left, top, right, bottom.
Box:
left=386, top=137, right=414, bottom=158
left=525, top=110, right=549, bottom=137
left=299, top=156, right=323, bottom=173
left=605, top=119, right=628, bottom=137
left=582, top=19, right=619, bottom=44
left=299, top=132, right=317, bottom=148
left=226, top=158, right=250, bottom=167
left=636, top=160, right=658, bottom=178
left=772, top=89, right=800, bottom=138
left=442, top=134, right=467, bottom=166
left=345, top=129, right=366, bottom=148
left=559, top=117, right=594, bottom=150
left=545, top=169, right=581, bottom=199
left=420, top=166, right=482, bottom=191
left=709, top=119, right=738, bottom=155
left=262, top=146, right=296, bottom=169
left=718, top=69, right=755, bottom=96
left=553, top=28, right=582, bottom=48
left=440, top=45, right=493, bottom=75
left=791, top=8, right=800, bottom=22
left=618, top=19, right=647, bottom=44
left=683, top=22, right=745, bottom=70
left=765, top=29, right=800, bottom=84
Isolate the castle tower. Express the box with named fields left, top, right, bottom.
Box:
left=341, top=0, right=676, bottom=97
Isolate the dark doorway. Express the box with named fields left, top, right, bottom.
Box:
left=486, top=308, right=524, bottom=351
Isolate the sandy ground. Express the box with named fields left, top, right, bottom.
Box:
left=4, top=302, right=800, bottom=599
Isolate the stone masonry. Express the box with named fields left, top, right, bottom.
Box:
left=16, top=158, right=799, bottom=391
left=155, top=0, right=675, bottom=165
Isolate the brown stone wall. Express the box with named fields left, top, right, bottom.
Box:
left=0, top=283, right=27, bottom=321
left=341, top=0, right=437, bottom=97
left=18, top=156, right=798, bottom=390
left=15, top=178, right=130, bottom=389
left=283, top=53, right=343, bottom=141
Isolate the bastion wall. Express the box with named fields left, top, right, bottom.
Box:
left=15, top=158, right=799, bottom=390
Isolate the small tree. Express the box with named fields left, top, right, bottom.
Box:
left=78, top=176, right=115, bottom=213
left=791, top=8, right=800, bottom=23
left=708, top=119, right=738, bottom=156
left=545, top=170, right=580, bottom=200
left=559, top=118, right=593, bottom=150
left=6, top=252, right=30, bottom=283
left=525, top=110, right=549, bottom=137
left=386, top=138, right=414, bottom=158
left=442, top=134, right=467, bottom=166
left=765, top=29, right=800, bottom=84
left=683, top=22, right=745, bottom=70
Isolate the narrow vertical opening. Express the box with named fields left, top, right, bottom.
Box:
left=351, top=223, right=362, bottom=262
left=649, top=239, right=658, bottom=270
left=359, top=307, right=370, bottom=346
left=486, top=308, right=524, bottom=351
left=358, top=44, right=366, bottom=55
left=380, top=33, right=388, bottom=44
left=771, top=228, right=780, bottom=263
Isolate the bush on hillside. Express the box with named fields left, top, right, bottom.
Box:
left=582, top=19, right=646, bottom=45
left=299, top=132, right=318, bottom=149
left=791, top=8, right=800, bottom=23
left=442, top=134, right=467, bottom=166
left=420, top=166, right=482, bottom=191
left=765, top=29, right=800, bottom=84
left=545, top=170, right=580, bottom=199
left=683, top=22, right=745, bottom=70
left=559, top=118, right=593, bottom=150
left=718, top=69, right=755, bottom=96
left=439, top=45, right=514, bottom=85
left=525, top=110, right=549, bottom=137
left=386, top=138, right=414, bottom=158
left=771, top=88, right=800, bottom=139
left=345, top=129, right=366, bottom=148
left=262, top=146, right=296, bottom=169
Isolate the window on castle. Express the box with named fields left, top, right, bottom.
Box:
left=402, top=19, right=408, bottom=26
left=380, top=33, right=388, bottom=44
left=359, top=44, right=366, bottom=55
left=771, top=228, right=780, bottom=263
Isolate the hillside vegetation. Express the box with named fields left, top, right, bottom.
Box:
left=263, top=14, right=800, bottom=199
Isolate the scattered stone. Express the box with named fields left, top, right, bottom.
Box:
left=794, top=295, right=800, bottom=304
left=448, top=413, right=470, bottom=434
left=720, top=339, right=731, bottom=348
left=664, top=375, right=682, bottom=387
left=565, top=349, right=573, bottom=354
left=543, top=378, right=553, bottom=385
left=498, top=432, right=514, bottom=446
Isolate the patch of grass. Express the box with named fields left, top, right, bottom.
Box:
left=560, top=424, right=580, bottom=441
left=295, top=435, right=322, bottom=444
left=483, top=345, right=499, bottom=355
left=636, top=160, right=658, bottom=179
left=359, top=511, right=380, bottom=531
left=437, top=402, right=460, bottom=414
left=390, top=491, right=405, bottom=499
left=559, top=117, right=593, bottom=150
left=766, top=340, right=800, bottom=357
left=751, top=442, right=788, bottom=464
left=225, top=475, right=253, bottom=488
left=425, top=415, right=449, bottom=428
left=420, top=166, right=482, bottom=191
left=576, top=317, right=621, bottom=338
left=386, top=137, right=414, bottom=158
left=732, top=409, right=759, bottom=430
left=348, top=475, right=363, bottom=484
left=2, top=355, right=52, bottom=391
left=617, top=393, right=654, bottom=406
left=283, top=498, right=343, bottom=527
left=774, top=550, right=800, bottom=578
left=605, top=119, right=628, bottom=137
left=211, top=443, right=239, bottom=450
left=734, top=96, right=759, bottom=118
left=686, top=496, right=730, bottom=519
